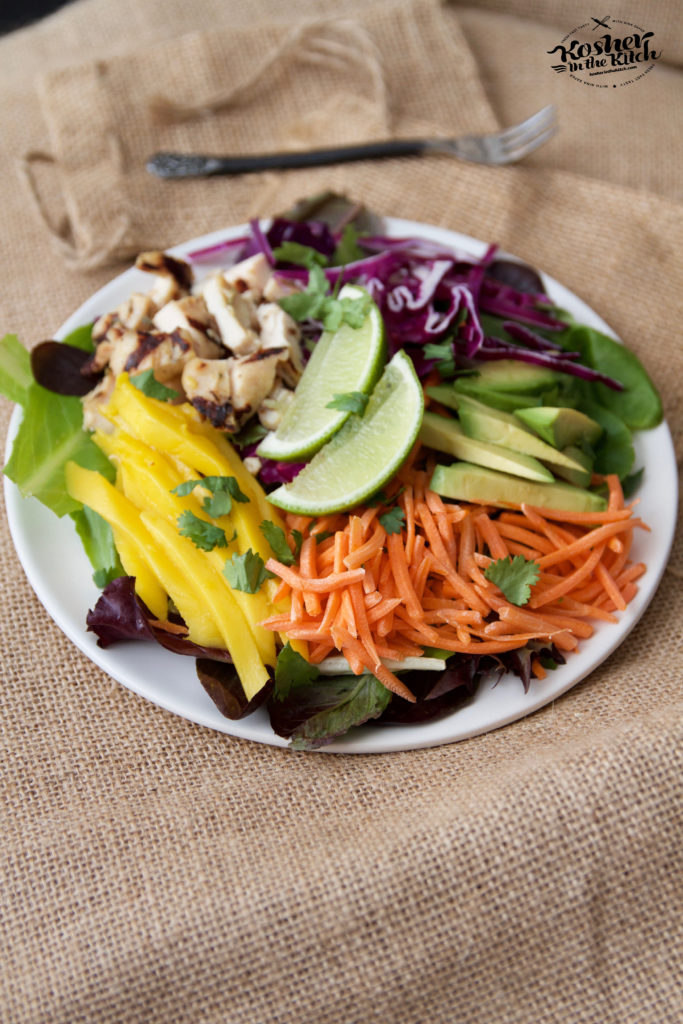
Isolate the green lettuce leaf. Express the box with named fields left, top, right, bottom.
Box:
left=270, top=644, right=392, bottom=749
left=4, top=383, right=115, bottom=517
left=71, top=505, right=124, bottom=587
left=0, top=334, right=33, bottom=407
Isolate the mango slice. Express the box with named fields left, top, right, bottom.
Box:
left=65, top=462, right=223, bottom=642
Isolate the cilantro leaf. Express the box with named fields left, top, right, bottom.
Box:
left=172, top=476, right=249, bottom=517
left=424, top=339, right=456, bottom=378
left=223, top=549, right=274, bottom=593
left=130, top=369, right=180, bottom=401
left=326, top=391, right=369, bottom=416
left=260, top=520, right=302, bottom=566
left=484, top=555, right=540, bottom=606
left=379, top=506, right=405, bottom=535
left=332, top=224, right=365, bottom=266
left=177, top=510, right=228, bottom=551
left=272, top=241, right=329, bottom=268
left=279, top=263, right=372, bottom=331
left=366, top=485, right=404, bottom=508
left=232, top=420, right=268, bottom=450
left=292, top=528, right=304, bottom=553
left=279, top=264, right=329, bottom=322
left=333, top=292, right=372, bottom=330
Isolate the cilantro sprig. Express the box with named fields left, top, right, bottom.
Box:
left=260, top=520, right=303, bottom=566
left=223, top=549, right=274, bottom=594
left=326, top=391, right=369, bottom=416
left=177, top=510, right=229, bottom=552
left=379, top=507, right=405, bottom=535
left=423, top=339, right=456, bottom=378
left=484, top=555, right=540, bottom=606
left=130, top=369, right=180, bottom=401
left=279, top=264, right=372, bottom=331
left=172, top=476, right=249, bottom=518
left=271, top=241, right=329, bottom=269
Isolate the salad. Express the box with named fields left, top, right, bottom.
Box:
left=0, top=194, right=663, bottom=750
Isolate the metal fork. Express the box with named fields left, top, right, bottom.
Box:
left=146, top=106, right=557, bottom=179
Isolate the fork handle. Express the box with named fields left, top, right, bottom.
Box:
left=146, top=139, right=437, bottom=178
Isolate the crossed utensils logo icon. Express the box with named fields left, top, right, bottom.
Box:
left=551, top=14, right=614, bottom=70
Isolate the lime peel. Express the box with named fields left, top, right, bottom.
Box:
left=267, top=350, right=424, bottom=515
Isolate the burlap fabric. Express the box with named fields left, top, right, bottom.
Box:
left=1, top=1, right=681, bottom=1021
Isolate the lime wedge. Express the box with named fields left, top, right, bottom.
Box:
left=267, top=350, right=424, bottom=515
left=256, top=284, right=386, bottom=461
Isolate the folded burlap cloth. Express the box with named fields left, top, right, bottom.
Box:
left=3, top=1, right=682, bottom=1021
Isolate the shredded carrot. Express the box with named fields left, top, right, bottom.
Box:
left=260, top=465, right=648, bottom=703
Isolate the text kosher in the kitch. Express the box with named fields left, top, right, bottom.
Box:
left=547, top=24, right=662, bottom=86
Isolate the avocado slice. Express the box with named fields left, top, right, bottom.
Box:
left=419, top=411, right=554, bottom=483
left=430, top=462, right=607, bottom=513
left=452, top=378, right=543, bottom=413
left=425, top=384, right=461, bottom=413
left=470, top=359, right=559, bottom=393
left=545, top=445, right=594, bottom=488
left=427, top=382, right=541, bottom=415
left=456, top=395, right=589, bottom=474
left=514, top=406, right=603, bottom=449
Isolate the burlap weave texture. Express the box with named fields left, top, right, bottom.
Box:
left=1, top=1, right=681, bottom=1021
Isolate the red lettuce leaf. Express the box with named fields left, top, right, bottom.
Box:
left=86, top=576, right=234, bottom=662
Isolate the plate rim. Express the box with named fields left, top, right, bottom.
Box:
left=3, top=217, right=678, bottom=753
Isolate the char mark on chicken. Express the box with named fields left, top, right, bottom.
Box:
left=135, top=251, right=194, bottom=292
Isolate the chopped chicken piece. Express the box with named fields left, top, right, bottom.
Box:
left=181, top=347, right=287, bottom=431
left=223, top=253, right=271, bottom=302
left=92, top=311, right=118, bottom=344
left=200, top=274, right=259, bottom=355
left=126, top=329, right=192, bottom=389
left=181, top=356, right=236, bottom=430
left=135, top=251, right=193, bottom=293
left=230, top=348, right=286, bottom=414
left=153, top=296, right=222, bottom=356
left=116, top=292, right=156, bottom=331
left=82, top=373, right=116, bottom=433
left=148, top=274, right=179, bottom=309
left=263, top=274, right=303, bottom=302
left=257, top=303, right=304, bottom=377
left=182, top=355, right=232, bottom=399
left=242, top=456, right=262, bottom=477
left=101, top=329, right=144, bottom=378
left=258, top=383, right=295, bottom=431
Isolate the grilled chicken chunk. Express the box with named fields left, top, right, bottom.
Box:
left=200, top=274, right=259, bottom=355
left=152, top=295, right=223, bottom=357
left=223, top=253, right=271, bottom=302
left=81, top=248, right=307, bottom=436
left=182, top=347, right=287, bottom=431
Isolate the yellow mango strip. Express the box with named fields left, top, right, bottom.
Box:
left=168, top=401, right=275, bottom=522
left=108, top=528, right=168, bottom=620
left=64, top=463, right=223, bottom=644
left=104, top=375, right=278, bottom=566
left=139, top=512, right=270, bottom=700
left=111, top=438, right=276, bottom=666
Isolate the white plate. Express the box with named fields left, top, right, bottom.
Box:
left=4, top=219, right=677, bottom=753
